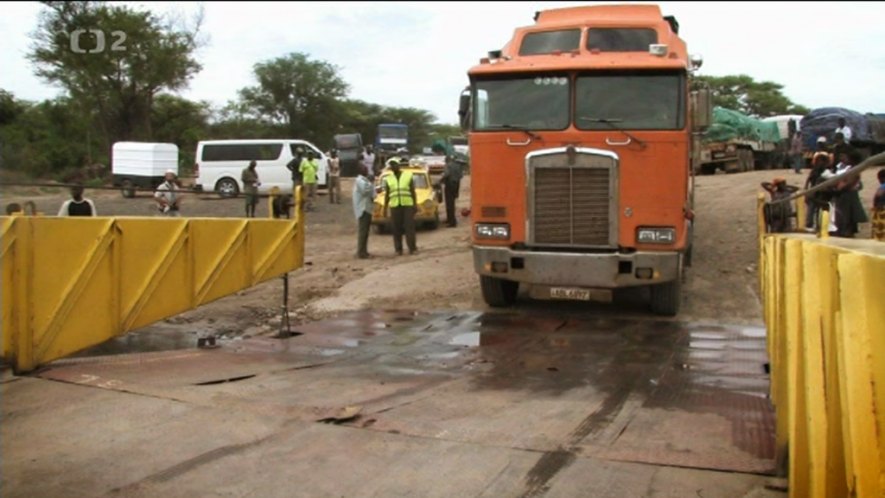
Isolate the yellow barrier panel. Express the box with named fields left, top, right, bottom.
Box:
left=761, top=233, right=885, bottom=498
left=838, top=252, right=885, bottom=496
left=1, top=197, right=304, bottom=372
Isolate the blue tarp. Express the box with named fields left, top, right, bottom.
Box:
left=867, top=114, right=885, bottom=144
left=799, top=107, right=873, bottom=148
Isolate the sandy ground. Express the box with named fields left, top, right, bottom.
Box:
left=4, top=166, right=879, bottom=339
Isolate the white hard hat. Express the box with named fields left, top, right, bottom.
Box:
left=816, top=136, right=827, bottom=144
left=165, top=169, right=176, bottom=175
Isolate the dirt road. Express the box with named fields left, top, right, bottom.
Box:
left=5, top=167, right=879, bottom=341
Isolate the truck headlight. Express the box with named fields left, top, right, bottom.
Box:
left=637, top=227, right=676, bottom=244
left=475, top=223, right=510, bottom=240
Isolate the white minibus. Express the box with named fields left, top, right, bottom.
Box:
left=195, top=139, right=328, bottom=197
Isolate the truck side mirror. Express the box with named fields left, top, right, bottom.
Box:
left=458, top=90, right=471, bottom=131
left=691, top=88, right=712, bottom=131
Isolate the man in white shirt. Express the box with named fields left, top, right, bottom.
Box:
left=362, top=146, right=376, bottom=176
left=328, top=149, right=341, bottom=204
left=834, top=118, right=852, bottom=144
left=154, top=170, right=181, bottom=216
left=58, top=184, right=97, bottom=216
left=352, top=164, right=375, bottom=259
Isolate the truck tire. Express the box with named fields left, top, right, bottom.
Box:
left=724, top=161, right=739, bottom=174
left=650, top=277, right=681, bottom=316
left=480, top=276, right=518, bottom=307
left=121, top=180, right=136, bottom=198
left=216, top=178, right=239, bottom=198
left=739, top=149, right=754, bottom=172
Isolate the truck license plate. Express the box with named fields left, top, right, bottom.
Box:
left=550, top=287, right=591, bottom=301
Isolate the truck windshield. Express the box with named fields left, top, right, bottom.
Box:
left=334, top=135, right=361, bottom=149
left=575, top=72, right=684, bottom=130
left=379, top=127, right=408, bottom=139
left=473, top=75, right=570, bottom=131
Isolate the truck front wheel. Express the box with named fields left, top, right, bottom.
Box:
left=649, top=277, right=681, bottom=316
left=480, top=276, right=518, bottom=307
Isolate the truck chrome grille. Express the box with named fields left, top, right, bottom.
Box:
left=530, top=151, right=616, bottom=247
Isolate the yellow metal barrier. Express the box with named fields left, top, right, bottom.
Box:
left=1, top=190, right=304, bottom=372
left=761, top=233, right=884, bottom=497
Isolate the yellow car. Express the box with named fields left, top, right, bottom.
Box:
left=372, top=166, right=441, bottom=232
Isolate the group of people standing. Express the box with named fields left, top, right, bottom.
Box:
left=767, top=117, right=884, bottom=241
left=239, top=147, right=338, bottom=218
left=788, top=118, right=883, bottom=240
left=18, top=143, right=472, bottom=260
left=350, top=149, right=464, bottom=259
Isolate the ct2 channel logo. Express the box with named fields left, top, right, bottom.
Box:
left=69, top=29, right=127, bottom=54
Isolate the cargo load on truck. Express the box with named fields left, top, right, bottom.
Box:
left=867, top=113, right=885, bottom=145
left=333, top=133, right=363, bottom=177
left=697, top=107, right=781, bottom=174
left=799, top=107, right=885, bottom=160
left=111, top=142, right=179, bottom=198
left=799, top=107, right=871, bottom=146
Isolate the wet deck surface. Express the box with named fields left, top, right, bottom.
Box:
left=2, top=310, right=777, bottom=497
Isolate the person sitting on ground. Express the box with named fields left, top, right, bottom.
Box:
left=57, top=184, right=97, bottom=216
left=154, top=169, right=182, bottom=216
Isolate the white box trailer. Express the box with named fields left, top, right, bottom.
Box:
left=112, top=142, right=179, bottom=198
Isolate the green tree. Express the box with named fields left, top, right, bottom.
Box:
left=236, top=52, right=349, bottom=146
left=151, top=94, right=210, bottom=174
left=336, top=99, right=385, bottom=148
left=695, top=74, right=809, bottom=117
left=0, top=90, right=27, bottom=126
left=29, top=1, right=203, bottom=148
left=0, top=93, right=103, bottom=178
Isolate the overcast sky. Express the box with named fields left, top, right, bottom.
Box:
left=2, top=1, right=883, bottom=125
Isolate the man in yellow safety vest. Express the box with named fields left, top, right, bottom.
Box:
left=383, top=157, right=418, bottom=255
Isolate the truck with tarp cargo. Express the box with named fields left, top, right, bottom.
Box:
left=799, top=107, right=885, bottom=164
left=697, top=107, right=782, bottom=174
left=333, top=133, right=363, bottom=177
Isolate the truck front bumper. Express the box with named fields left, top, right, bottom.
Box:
left=473, top=246, right=680, bottom=288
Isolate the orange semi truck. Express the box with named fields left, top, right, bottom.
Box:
left=458, top=4, right=711, bottom=316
